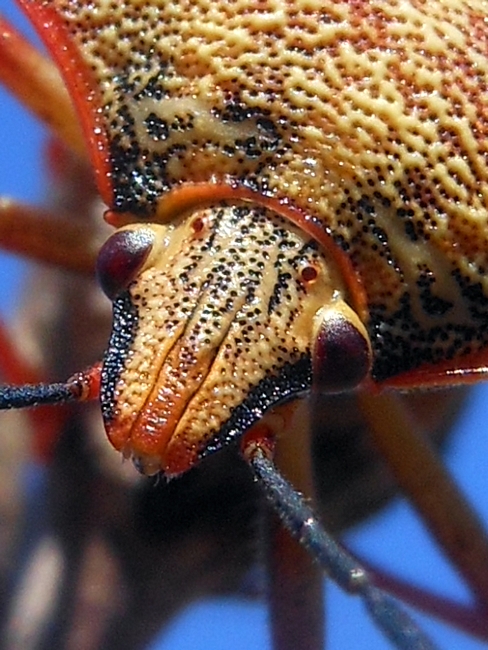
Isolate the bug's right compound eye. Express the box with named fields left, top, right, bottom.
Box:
left=96, top=227, right=155, bottom=300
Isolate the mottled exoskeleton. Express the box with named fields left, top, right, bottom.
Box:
left=2, top=1, right=488, bottom=648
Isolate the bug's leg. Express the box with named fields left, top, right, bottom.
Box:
left=0, top=311, right=102, bottom=649
left=0, top=17, right=100, bottom=273
left=357, top=391, right=488, bottom=636
left=241, top=300, right=438, bottom=650
left=0, top=131, right=102, bottom=275
left=0, top=316, right=41, bottom=385
left=0, top=264, right=116, bottom=650
left=365, top=561, right=488, bottom=640
left=242, top=431, right=438, bottom=650
left=243, top=297, right=375, bottom=650
left=265, top=507, right=324, bottom=650
left=249, top=402, right=325, bottom=650
left=0, top=16, right=84, bottom=156
left=0, top=199, right=97, bottom=274
left=0, top=16, right=101, bottom=273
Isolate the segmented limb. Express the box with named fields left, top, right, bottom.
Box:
left=358, top=391, right=488, bottom=633
left=366, top=564, right=488, bottom=640
left=0, top=317, right=42, bottom=385
left=0, top=200, right=97, bottom=274
left=0, top=15, right=84, bottom=156
left=243, top=433, right=439, bottom=650
left=258, top=402, right=325, bottom=650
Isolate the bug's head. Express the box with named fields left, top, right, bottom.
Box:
left=96, top=202, right=372, bottom=476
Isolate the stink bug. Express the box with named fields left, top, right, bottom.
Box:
left=2, top=1, right=488, bottom=649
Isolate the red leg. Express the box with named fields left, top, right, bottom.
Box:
left=358, top=391, right=488, bottom=617
left=0, top=200, right=97, bottom=274
left=245, top=402, right=325, bottom=650
left=0, top=15, right=84, bottom=156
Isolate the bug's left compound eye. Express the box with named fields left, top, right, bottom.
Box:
left=96, top=228, right=155, bottom=300
left=313, top=302, right=372, bottom=394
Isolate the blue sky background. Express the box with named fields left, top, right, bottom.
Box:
left=1, top=1, right=488, bottom=649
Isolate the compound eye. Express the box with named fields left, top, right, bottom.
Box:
left=313, top=302, right=372, bottom=394
left=96, top=228, right=155, bottom=300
